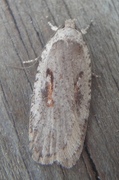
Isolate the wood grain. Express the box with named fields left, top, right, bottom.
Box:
left=0, top=0, right=119, bottom=179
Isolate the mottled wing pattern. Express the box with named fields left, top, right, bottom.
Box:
left=29, top=25, right=91, bottom=168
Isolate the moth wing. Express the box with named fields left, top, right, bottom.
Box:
left=29, top=28, right=91, bottom=168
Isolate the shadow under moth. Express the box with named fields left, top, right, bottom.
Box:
left=29, top=19, right=91, bottom=168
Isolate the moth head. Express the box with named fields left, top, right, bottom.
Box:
left=65, top=19, right=76, bottom=29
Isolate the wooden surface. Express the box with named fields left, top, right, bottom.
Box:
left=0, top=0, right=119, bottom=179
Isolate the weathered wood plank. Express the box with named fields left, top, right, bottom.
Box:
left=0, top=0, right=119, bottom=179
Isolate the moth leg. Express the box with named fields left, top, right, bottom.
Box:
left=92, top=72, right=100, bottom=78
left=81, top=20, right=94, bottom=34
left=23, top=56, right=40, bottom=64
left=48, top=21, right=58, bottom=31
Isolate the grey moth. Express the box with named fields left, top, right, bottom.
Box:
left=29, top=19, right=91, bottom=168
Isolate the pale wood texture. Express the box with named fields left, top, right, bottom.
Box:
left=0, top=0, right=119, bottom=180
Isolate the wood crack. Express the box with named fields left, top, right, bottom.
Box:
left=4, top=24, right=33, bottom=91
left=28, top=14, right=45, bottom=48
left=82, top=146, right=100, bottom=180
left=3, top=0, right=29, bottom=56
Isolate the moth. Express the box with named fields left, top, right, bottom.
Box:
left=29, top=19, right=91, bottom=168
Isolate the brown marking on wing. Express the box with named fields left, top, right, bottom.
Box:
left=46, top=68, right=54, bottom=107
